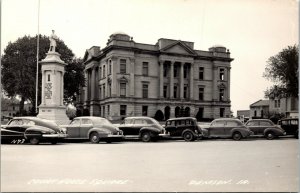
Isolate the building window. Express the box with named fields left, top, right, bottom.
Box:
left=142, top=106, right=148, bottom=116
left=199, top=67, right=204, bottom=80
left=120, top=59, right=126, bottom=74
left=99, top=87, right=102, bottom=99
left=103, top=65, right=106, bottom=78
left=120, top=83, right=126, bottom=97
left=163, top=65, right=167, bottom=77
left=142, top=84, right=148, bottom=98
left=184, top=85, right=188, bottom=98
left=107, top=105, right=110, bottom=115
left=220, top=68, right=225, bottom=80
left=220, top=108, right=225, bottom=117
left=219, top=89, right=225, bottom=101
left=275, top=99, right=280, bottom=108
left=103, top=106, right=105, bottom=117
left=174, top=86, right=178, bottom=98
left=163, top=85, right=168, bottom=98
left=174, top=65, right=178, bottom=77
left=199, top=87, right=204, bottom=101
left=103, top=84, right=106, bottom=98
left=120, top=105, right=127, bottom=116
left=142, top=62, right=149, bottom=76
left=254, top=110, right=257, bottom=117
left=99, top=67, right=102, bottom=79
left=184, top=65, right=188, bottom=79
left=108, top=82, right=111, bottom=97
left=48, top=74, right=50, bottom=81
left=108, top=60, right=112, bottom=75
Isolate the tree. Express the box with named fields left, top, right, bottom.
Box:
left=1, top=35, right=85, bottom=115
left=263, top=45, right=298, bottom=98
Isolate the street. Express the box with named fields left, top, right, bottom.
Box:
left=1, top=137, right=299, bottom=192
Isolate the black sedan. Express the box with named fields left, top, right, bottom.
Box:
left=245, top=119, right=286, bottom=140
left=1, top=117, right=67, bottom=144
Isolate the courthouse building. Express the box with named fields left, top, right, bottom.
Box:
left=78, top=32, right=233, bottom=120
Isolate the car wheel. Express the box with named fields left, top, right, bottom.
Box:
left=232, top=132, right=242, bottom=141
left=141, top=131, right=151, bottom=142
left=29, top=137, right=40, bottom=145
left=265, top=132, right=275, bottom=140
left=89, top=132, right=100, bottom=143
left=183, top=131, right=195, bottom=142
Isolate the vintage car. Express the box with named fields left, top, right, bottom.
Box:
left=201, top=118, right=253, bottom=140
left=118, top=116, right=168, bottom=142
left=164, top=117, right=202, bottom=141
left=278, top=118, right=298, bottom=138
left=245, top=119, right=286, bottom=140
left=1, top=117, right=67, bottom=144
left=61, top=116, right=124, bottom=143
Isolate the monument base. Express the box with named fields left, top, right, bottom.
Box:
left=37, top=105, right=70, bottom=125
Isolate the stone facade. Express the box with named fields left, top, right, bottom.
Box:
left=78, top=33, right=233, bottom=120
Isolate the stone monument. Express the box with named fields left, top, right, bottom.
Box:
left=37, top=30, right=69, bottom=125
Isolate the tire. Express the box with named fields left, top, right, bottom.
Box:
left=232, top=132, right=242, bottom=141
left=265, top=131, right=275, bottom=140
left=29, top=137, right=40, bottom=145
left=89, top=132, right=100, bottom=143
left=141, top=131, right=151, bottom=142
left=183, top=131, right=195, bottom=142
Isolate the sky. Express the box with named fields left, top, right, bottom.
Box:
left=1, top=0, right=299, bottom=115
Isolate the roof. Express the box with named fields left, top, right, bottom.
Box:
left=250, top=99, right=269, bottom=107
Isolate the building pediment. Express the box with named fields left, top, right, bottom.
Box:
left=160, top=41, right=197, bottom=56
left=83, top=49, right=93, bottom=62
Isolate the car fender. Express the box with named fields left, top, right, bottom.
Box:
left=139, top=127, right=161, bottom=137
left=230, top=128, right=249, bottom=137
left=181, top=129, right=197, bottom=137
left=87, top=127, right=110, bottom=138
left=24, top=126, right=53, bottom=139
left=263, top=128, right=283, bottom=136
left=201, top=128, right=209, bottom=137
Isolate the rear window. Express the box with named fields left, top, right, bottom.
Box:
left=211, top=121, right=225, bottom=127
left=246, top=121, right=259, bottom=126
left=260, top=121, right=272, bottom=126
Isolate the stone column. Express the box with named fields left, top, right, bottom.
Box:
left=227, top=67, right=231, bottom=101
left=129, top=58, right=135, bottom=96
left=212, top=63, right=218, bottom=101
left=189, top=63, right=194, bottom=100
left=61, top=71, right=64, bottom=105
left=111, top=57, right=118, bottom=97
left=180, top=62, right=184, bottom=99
left=51, top=70, right=56, bottom=105
left=84, top=70, right=88, bottom=101
left=91, top=67, right=96, bottom=100
left=159, top=60, right=164, bottom=98
left=41, top=71, right=45, bottom=105
left=170, top=61, right=174, bottom=98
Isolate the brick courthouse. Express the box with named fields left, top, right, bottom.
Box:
left=77, top=33, right=233, bottom=120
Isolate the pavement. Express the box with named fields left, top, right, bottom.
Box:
left=1, top=137, right=299, bottom=192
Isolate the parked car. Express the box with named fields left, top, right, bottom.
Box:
left=61, top=116, right=124, bottom=143
left=164, top=117, right=202, bottom=141
left=1, top=117, right=67, bottom=144
left=118, top=116, right=168, bottom=142
left=201, top=118, right=253, bottom=140
left=278, top=118, right=298, bottom=139
left=245, top=119, right=286, bottom=140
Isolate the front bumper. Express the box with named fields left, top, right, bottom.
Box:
left=159, top=133, right=170, bottom=138
left=107, top=134, right=124, bottom=139
left=42, top=133, right=68, bottom=138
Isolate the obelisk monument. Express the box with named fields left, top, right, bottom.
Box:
left=37, top=30, right=69, bottom=125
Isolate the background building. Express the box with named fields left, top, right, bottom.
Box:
left=78, top=33, right=233, bottom=120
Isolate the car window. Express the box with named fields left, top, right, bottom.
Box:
left=8, top=120, right=23, bottom=126
left=178, top=120, right=185, bottom=125
left=260, top=121, right=272, bottom=126
left=211, top=121, right=224, bottom=127
left=280, top=120, right=288, bottom=125
left=168, top=121, right=176, bottom=126
left=124, top=119, right=133, bottom=124
left=226, top=121, right=239, bottom=127
left=70, top=119, right=81, bottom=126
left=23, top=120, right=35, bottom=126
left=134, top=119, right=145, bottom=125
left=81, top=119, right=93, bottom=125
left=291, top=120, right=298, bottom=125
left=246, top=121, right=259, bottom=126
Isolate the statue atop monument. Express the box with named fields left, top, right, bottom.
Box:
left=49, top=30, right=58, bottom=52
